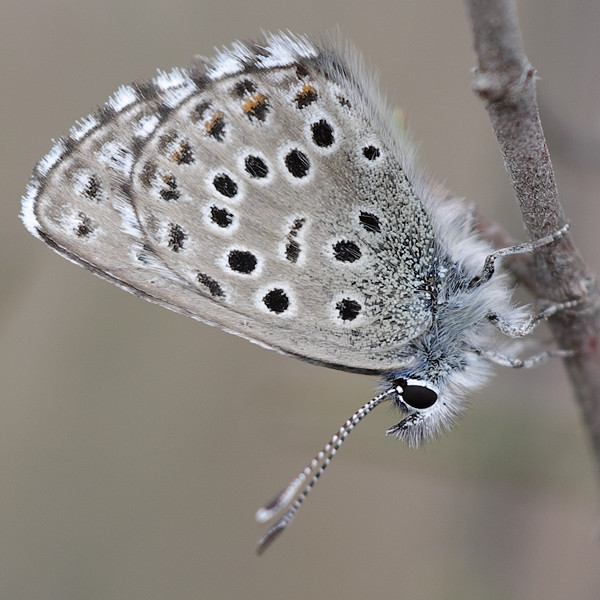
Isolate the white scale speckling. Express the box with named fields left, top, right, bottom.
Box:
left=22, top=32, right=573, bottom=552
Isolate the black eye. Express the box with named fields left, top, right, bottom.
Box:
left=401, top=383, right=438, bottom=409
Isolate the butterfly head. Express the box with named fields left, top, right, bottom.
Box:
left=385, top=373, right=474, bottom=448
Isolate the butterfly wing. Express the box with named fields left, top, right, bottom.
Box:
left=22, top=34, right=438, bottom=374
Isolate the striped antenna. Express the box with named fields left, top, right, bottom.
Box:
left=255, top=388, right=395, bottom=554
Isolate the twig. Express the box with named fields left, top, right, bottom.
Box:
left=465, top=0, right=600, bottom=465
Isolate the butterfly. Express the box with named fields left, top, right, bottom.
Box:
left=21, top=32, right=572, bottom=552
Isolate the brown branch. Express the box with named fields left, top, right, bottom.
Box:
left=465, top=0, right=600, bottom=466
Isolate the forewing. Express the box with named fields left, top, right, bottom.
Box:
left=22, top=35, right=437, bottom=373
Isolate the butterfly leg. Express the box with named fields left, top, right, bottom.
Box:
left=488, top=298, right=579, bottom=338
left=468, top=223, right=570, bottom=289
left=481, top=348, right=574, bottom=368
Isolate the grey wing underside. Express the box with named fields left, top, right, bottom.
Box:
left=22, top=37, right=437, bottom=374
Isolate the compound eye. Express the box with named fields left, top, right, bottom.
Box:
left=402, top=384, right=438, bottom=410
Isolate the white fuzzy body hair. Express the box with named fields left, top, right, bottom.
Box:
left=380, top=191, right=529, bottom=446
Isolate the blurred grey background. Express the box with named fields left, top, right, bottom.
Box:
left=2, top=0, right=600, bottom=598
